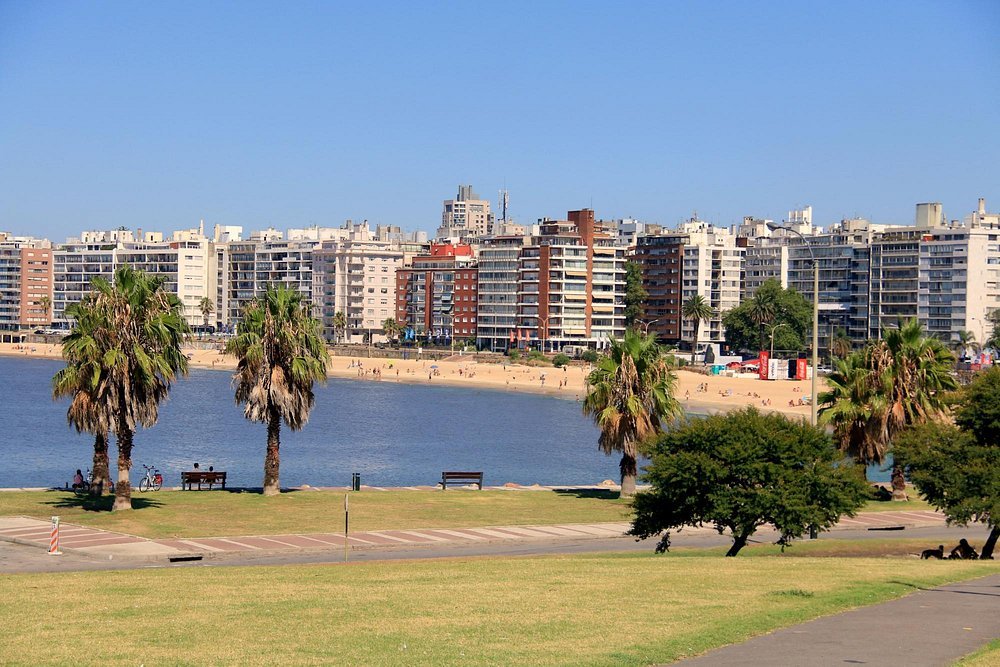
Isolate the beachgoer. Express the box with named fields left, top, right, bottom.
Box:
left=72, top=469, right=84, bottom=489
left=193, top=462, right=200, bottom=471
left=208, top=466, right=214, bottom=472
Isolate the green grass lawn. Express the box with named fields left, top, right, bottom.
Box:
left=955, top=638, right=1000, bottom=666
left=860, top=496, right=932, bottom=512
left=0, top=488, right=633, bottom=538
left=0, top=553, right=994, bottom=666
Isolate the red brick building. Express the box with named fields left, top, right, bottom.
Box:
left=396, top=243, right=478, bottom=342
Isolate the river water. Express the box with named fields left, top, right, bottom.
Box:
left=0, top=356, right=619, bottom=489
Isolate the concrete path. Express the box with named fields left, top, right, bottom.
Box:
left=0, top=510, right=949, bottom=563
left=680, top=574, right=1000, bottom=666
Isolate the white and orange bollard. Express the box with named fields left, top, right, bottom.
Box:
left=48, top=516, right=62, bottom=556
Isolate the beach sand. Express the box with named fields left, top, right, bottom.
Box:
left=0, top=342, right=822, bottom=419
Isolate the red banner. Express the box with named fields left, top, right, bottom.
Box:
left=795, top=358, right=808, bottom=380
left=758, top=351, right=769, bottom=380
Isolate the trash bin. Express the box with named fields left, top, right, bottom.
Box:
left=351, top=472, right=361, bottom=491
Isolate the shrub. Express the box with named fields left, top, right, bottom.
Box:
left=507, top=349, right=520, bottom=361
left=581, top=349, right=599, bottom=363
left=552, top=353, right=571, bottom=368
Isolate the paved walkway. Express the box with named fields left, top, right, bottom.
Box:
left=0, top=510, right=949, bottom=563
left=680, top=573, right=1000, bottom=666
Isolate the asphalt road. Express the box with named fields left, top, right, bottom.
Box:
left=0, top=524, right=987, bottom=574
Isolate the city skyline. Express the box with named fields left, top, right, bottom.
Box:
left=2, top=2, right=998, bottom=240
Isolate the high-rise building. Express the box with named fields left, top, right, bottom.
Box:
left=0, top=234, right=53, bottom=331
left=436, top=185, right=494, bottom=239
left=475, top=236, right=525, bottom=351
left=395, top=243, right=478, bottom=343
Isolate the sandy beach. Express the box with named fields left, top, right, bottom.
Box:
left=0, top=342, right=822, bottom=419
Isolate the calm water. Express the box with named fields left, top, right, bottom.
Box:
left=0, top=356, right=617, bottom=489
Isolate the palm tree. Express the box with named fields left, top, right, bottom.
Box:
left=198, top=296, right=215, bottom=329
left=89, top=266, right=189, bottom=510
left=38, top=295, right=52, bottom=320
left=819, top=320, right=956, bottom=496
left=747, top=290, right=777, bottom=351
left=226, top=285, right=329, bottom=496
left=582, top=329, right=681, bottom=497
left=682, top=294, right=716, bottom=364
left=332, top=311, right=347, bottom=345
left=953, top=330, right=979, bottom=358
left=382, top=317, right=402, bottom=344
left=52, top=298, right=113, bottom=496
left=831, top=328, right=852, bottom=360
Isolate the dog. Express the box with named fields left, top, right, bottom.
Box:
left=921, top=545, right=945, bottom=560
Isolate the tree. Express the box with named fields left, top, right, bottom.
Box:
left=382, top=317, right=402, bottom=344
left=332, top=311, right=347, bottom=344
left=226, top=285, right=329, bottom=496
left=818, top=319, right=956, bottom=496
left=953, top=330, right=979, bottom=357
left=198, top=296, right=215, bottom=328
left=52, top=298, right=113, bottom=496
left=624, top=261, right=647, bottom=330
left=582, top=329, right=681, bottom=497
left=746, top=289, right=778, bottom=351
left=895, top=366, right=1000, bottom=558
left=630, top=408, right=868, bottom=556
left=681, top=294, right=715, bottom=363
left=831, top=328, right=852, bottom=360
left=87, top=266, right=189, bottom=510
left=39, top=295, right=51, bottom=319
left=723, top=280, right=811, bottom=354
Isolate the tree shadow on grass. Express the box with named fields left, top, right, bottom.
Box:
left=553, top=488, right=623, bottom=501
left=218, top=487, right=303, bottom=495
left=43, top=492, right=163, bottom=513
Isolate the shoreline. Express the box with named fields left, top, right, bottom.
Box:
left=0, top=342, right=821, bottom=420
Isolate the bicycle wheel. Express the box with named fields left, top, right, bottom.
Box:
left=138, top=478, right=151, bottom=493
left=152, top=478, right=162, bottom=491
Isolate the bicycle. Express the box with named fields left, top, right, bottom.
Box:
left=137, top=464, right=163, bottom=492
left=75, top=468, right=116, bottom=495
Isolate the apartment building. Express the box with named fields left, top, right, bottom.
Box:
left=475, top=236, right=525, bottom=352
left=678, top=220, right=743, bottom=350
left=631, top=233, right=685, bottom=343
left=868, top=228, right=921, bottom=336
left=395, top=243, right=478, bottom=343
left=436, top=185, right=494, bottom=239
left=312, top=222, right=422, bottom=343
left=0, top=234, right=53, bottom=331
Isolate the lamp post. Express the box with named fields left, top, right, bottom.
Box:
left=767, top=223, right=818, bottom=425
left=538, top=315, right=549, bottom=353
left=768, top=322, right=789, bottom=368
left=639, top=319, right=660, bottom=336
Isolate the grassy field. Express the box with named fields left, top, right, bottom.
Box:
left=0, top=488, right=634, bottom=538
left=0, top=553, right=994, bottom=666
left=956, top=639, right=1000, bottom=666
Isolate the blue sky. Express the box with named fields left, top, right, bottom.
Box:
left=1, top=1, right=998, bottom=241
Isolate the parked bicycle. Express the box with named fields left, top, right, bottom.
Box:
left=74, top=468, right=116, bottom=495
left=137, top=464, right=163, bottom=492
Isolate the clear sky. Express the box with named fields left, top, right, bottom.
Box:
left=1, top=1, right=998, bottom=241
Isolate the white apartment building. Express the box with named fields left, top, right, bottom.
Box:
left=678, top=220, right=743, bottom=348
left=476, top=236, right=524, bottom=351
left=436, top=185, right=494, bottom=239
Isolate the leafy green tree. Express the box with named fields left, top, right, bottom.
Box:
left=226, top=285, right=330, bottom=496
left=582, top=329, right=681, bottom=497
left=630, top=408, right=868, bottom=556
left=198, top=296, right=215, bottom=328
left=552, top=353, right=571, bottom=368
left=819, top=319, right=956, bottom=495
left=723, top=279, right=811, bottom=353
left=681, top=294, right=715, bottom=363
left=85, top=267, right=189, bottom=510
left=580, top=348, right=599, bottom=363
left=332, top=311, right=347, bottom=344
left=52, top=298, right=113, bottom=496
left=895, top=367, right=1000, bottom=559
left=624, top=261, right=647, bottom=329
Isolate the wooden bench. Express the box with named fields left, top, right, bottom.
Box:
left=181, top=471, right=227, bottom=490
left=441, top=471, right=484, bottom=490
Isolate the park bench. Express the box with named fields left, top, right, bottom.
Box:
left=441, top=471, right=484, bottom=490
left=181, top=471, right=227, bottom=490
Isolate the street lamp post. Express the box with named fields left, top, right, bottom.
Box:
left=639, top=319, right=660, bottom=336
left=767, top=223, right=819, bottom=426
left=768, top=322, right=789, bottom=369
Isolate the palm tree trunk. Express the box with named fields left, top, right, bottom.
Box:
left=90, top=432, right=111, bottom=497
left=981, top=526, right=999, bottom=560
left=619, top=453, right=637, bottom=498
left=890, top=463, right=907, bottom=501
left=692, top=320, right=700, bottom=364
left=112, top=427, right=133, bottom=511
left=726, top=529, right=752, bottom=557
left=263, top=409, right=281, bottom=496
